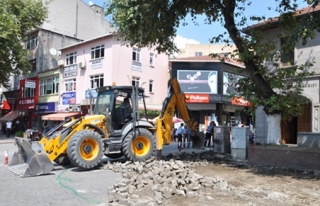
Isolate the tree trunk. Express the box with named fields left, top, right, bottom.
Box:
left=266, top=114, right=281, bottom=145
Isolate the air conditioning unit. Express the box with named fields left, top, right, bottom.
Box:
left=58, top=59, right=64, bottom=66
left=79, top=62, right=86, bottom=69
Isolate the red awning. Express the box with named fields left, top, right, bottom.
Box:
left=0, top=101, right=11, bottom=110
left=0, top=111, right=19, bottom=122
left=41, top=112, right=80, bottom=121
left=231, top=97, right=252, bottom=107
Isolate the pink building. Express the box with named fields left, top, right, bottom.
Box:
left=58, top=34, right=169, bottom=113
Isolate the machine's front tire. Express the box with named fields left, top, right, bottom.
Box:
left=54, top=154, right=71, bottom=166
left=122, top=128, right=155, bottom=162
left=67, top=130, right=103, bottom=169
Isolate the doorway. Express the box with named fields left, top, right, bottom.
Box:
left=281, top=103, right=312, bottom=144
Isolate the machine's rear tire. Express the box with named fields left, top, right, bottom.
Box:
left=122, top=128, right=155, bottom=162
left=67, top=130, right=103, bottom=169
left=54, top=154, right=71, bottom=166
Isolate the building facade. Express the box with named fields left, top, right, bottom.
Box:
left=170, top=56, right=251, bottom=131
left=0, top=0, right=114, bottom=130
left=35, top=34, right=169, bottom=130
left=250, top=5, right=320, bottom=144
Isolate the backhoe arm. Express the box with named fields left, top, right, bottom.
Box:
left=155, top=78, right=198, bottom=159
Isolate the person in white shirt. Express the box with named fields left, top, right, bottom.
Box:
left=6, top=120, right=12, bottom=138
left=182, top=125, right=191, bottom=148
left=176, top=123, right=184, bottom=151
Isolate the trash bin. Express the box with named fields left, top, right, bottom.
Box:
left=231, top=127, right=249, bottom=160
left=213, top=126, right=231, bottom=154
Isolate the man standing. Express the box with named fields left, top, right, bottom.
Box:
left=182, top=125, right=191, bottom=148
left=176, top=123, right=184, bottom=151
left=6, top=120, right=12, bottom=138
left=204, top=121, right=214, bottom=147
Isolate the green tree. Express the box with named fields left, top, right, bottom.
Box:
left=106, top=0, right=317, bottom=144
left=0, top=0, right=48, bottom=88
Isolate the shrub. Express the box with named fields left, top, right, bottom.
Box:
left=15, top=131, right=24, bottom=137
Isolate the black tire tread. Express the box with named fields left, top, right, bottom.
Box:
left=67, top=130, right=103, bottom=169
left=122, top=128, right=155, bottom=162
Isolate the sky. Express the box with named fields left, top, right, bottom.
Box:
left=87, top=0, right=308, bottom=49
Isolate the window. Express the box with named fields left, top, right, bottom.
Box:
left=27, top=59, right=36, bottom=73
left=149, top=80, right=154, bottom=93
left=25, top=35, right=38, bottom=50
left=195, top=52, right=202, bottom=57
left=132, top=48, right=140, bottom=62
left=90, top=74, right=104, bottom=88
left=40, top=76, right=59, bottom=96
left=150, top=53, right=154, bottom=66
left=91, top=45, right=104, bottom=59
left=22, top=81, right=35, bottom=98
left=65, top=79, right=76, bottom=91
left=132, top=76, right=140, bottom=87
left=66, top=52, right=77, bottom=65
left=280, top=38, right=294, bottom=67
left=22, top=87, right=35, bottom=98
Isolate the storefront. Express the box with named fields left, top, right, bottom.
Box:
left=170, top=57, right=250, bottom=128
left=15, top=77, right=39, bottom=130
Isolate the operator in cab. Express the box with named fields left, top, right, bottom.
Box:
left=120, top=97, right=132, bottom=121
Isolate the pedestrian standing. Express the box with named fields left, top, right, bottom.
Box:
left=211, top=121, right=216, bottom=148
left=6, top=120, right=12, bottom=138
left=204, top=121, right=214, bottom=147
left=176, top=123, right=184, bottom=151
left=182, top=125, right=191, bottom=148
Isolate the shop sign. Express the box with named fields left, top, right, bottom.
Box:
left=17, top=97, right=36, bottom=110
left=25, top=81, right=36, bottom=88
left=85, top=89, right=98, bottom=99
left=35, top=102, right=57, bottom=113
left=69, top=104, right=81, bottom=112
left=63, top=65, right=77, bottom=78
left=185, top=94, right=210, bottom=103
left=91, top=59, right=103, bottom=70
left=57, top=105, right=70, bottom=112
left=62, top=91, right=76, bottom=105
left=19, top=98, right=34, bottom=105
left=231, top=97, right=252, bottom=106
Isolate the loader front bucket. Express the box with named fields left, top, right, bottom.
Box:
left=6, top=137, right=54, bottom=177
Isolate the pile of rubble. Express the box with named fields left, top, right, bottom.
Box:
left=105, top=151, right=231, bottom=205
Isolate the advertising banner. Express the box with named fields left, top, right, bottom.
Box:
left=62, top=92, right=76, bottom=105
left=177, top=70, right=218, bottom=94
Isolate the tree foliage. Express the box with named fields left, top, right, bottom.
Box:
left=0, top=0, right=48, bottom=88
left=106, top=0, right=317, bottom=122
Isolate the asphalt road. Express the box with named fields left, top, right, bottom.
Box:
left=0, top=140, right=207, bottom=206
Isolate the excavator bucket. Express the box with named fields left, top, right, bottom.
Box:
left=6, top=137, right=54, bottom=177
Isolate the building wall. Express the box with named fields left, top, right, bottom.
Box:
left=255, top=27, right=320, bottom=139
left=42, top=0, right=114, bottom=40
left=35, top=30, right=80, bottom=73
left=59, top=35, right=169, bottom=108
left=176, top=44, right=237, bottom=58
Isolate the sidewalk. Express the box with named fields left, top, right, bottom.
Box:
left=0, top=133, right=15, bottom=144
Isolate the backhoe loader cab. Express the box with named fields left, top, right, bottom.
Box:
left=94, top=85, right=148, bottom=133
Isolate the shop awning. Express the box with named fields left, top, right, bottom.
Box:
left=41, top=112, right=80, bottom=121
left=0, top=111, right=19, bottom=122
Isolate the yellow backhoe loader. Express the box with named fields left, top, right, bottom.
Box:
left=7, top=78, right=198, bottom=177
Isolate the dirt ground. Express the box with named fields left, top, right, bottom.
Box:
left=167, top=160, right=320, bottom=206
